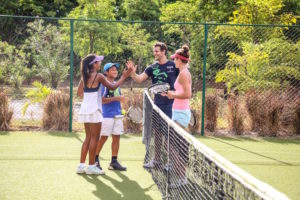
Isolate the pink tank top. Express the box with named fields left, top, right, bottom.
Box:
left=172, top=69, right=190, bottom=110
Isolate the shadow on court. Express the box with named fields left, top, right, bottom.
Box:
left=81, top=172, right=153, bottom=200
left=81, top=174, right=122, bottom=200
left=102, top=171, right=154, bottom=200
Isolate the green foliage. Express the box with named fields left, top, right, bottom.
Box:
left=160, top=0, right=238, bottom=23
left=122, top=0, right=161, bottom=21
left=216, top=42, right=300, bottom=92
left=63, top=0, right=121, bottom=57
left=0, top=41, right=28, bottom=89
left=120, top=24, right=155, bottom=72
left=24, top=20, right=69, bottom=89
left=230, top=0, right=296, bottom=25
left=22, top=81, right=52, bottom=116
left=62, top=0, right=158, bottom=71
left=0, top=0, right=78, bottom=44
left=215, top=0, right=297, bottom=45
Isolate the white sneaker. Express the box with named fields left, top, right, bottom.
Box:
left=77, top=165, right=86, bottom=174
left=85, top=165, right=105, bottom=175
left=143, top=159, right=160, bottom=169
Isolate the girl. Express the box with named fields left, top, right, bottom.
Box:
left=76, top=54, right=131, bottom=175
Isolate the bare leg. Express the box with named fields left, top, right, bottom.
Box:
left=111, top=135, right=120, bottom=157
left=88, top=123, right=101, bottom=165
left=80, top=123, right=91, bottom=163
left=96, top=135, right=108, bottom=155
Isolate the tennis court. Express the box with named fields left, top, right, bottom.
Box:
left=0, top=131, right=161, bottom=200
left=0, top=130, right=299, bottom=199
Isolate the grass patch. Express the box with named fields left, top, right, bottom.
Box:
left=0, top=131, right=160, bottom=200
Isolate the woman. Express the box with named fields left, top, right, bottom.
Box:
left=162, top=45, right=192, bottom=188
left=76, top=54, right=131, bottom=175
left=164, top=45, right=192, bottom=128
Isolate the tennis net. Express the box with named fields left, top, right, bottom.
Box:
left=142, top=90, right=289, bottom=200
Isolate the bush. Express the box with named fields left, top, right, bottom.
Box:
left=281, top=98, right=300, bottom=135
left=245, top=90, right=283, bottom=136
left=0, top=92, right=13, bottom=130
left=42, top=91, right=71, bottom=131
left=205, top=94, right=219, bottom=132
left=245, top=90, right=265, bottom=134
left=227, top=96, right=244, bottom=135
left=295, top=100, right=300, bottom=135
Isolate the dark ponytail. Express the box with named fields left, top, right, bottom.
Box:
left=81, top=54, right=96, bottom=87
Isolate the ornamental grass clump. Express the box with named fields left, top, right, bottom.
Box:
left=42, top=91, right=71, bottom=131
left=0, top=92, right=13, bottom=130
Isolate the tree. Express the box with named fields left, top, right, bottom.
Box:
left=63, top=0, right=122, bottom=57
left=122, top=0, right=161, bottom=21
left=215, top=0, right=297, bottom=45
left=0, top=41, right=28, bottom=89
left=24, top=20, right=69, bottom=89
left=120, top=24, right=155, bottom=73
left=215, top=42, right=300, bottom=93
left=0, top=0, right=78, bottom=44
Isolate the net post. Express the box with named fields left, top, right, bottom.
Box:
left=201, top=23, right=208, bottom=136
left=69, top=19, right=74, bottom=133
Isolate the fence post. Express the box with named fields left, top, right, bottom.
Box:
left=201, top=23, right=208, bottom=136
left=69, top=19, right=74, bottom=132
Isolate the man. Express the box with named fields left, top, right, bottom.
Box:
left=128, top=42, right=179, bottom=118
left=127, top=42, right=179, bottom=168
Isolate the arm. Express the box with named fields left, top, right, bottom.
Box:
left=102, top=96, right=127, bottom=104
left=97, top=66, right=132, bottom=90
left=77, top=79, right=83, bottom=98
left=166, top=72, right=192, bottom=99
left=127, top=61, right=148, bottom=83
left=131, top=72, right=149, bottom=83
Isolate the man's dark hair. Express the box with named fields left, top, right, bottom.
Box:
left=154, top=42, right=168, bottom=55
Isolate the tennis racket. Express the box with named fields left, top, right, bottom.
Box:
left=148, top=82, right=170, bottom=94
left=126, top=106, right=143, bottom=124
left=189, top=109, right=197, bottom=127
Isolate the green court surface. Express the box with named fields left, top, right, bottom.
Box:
left=198, top=136, right=300, bottom=200
left=1, top=132, right=300, bottom=200
left=0, top=131, right=160, bottom=200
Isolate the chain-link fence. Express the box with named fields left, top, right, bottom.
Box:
left=0, top=15, right=299, bottom=136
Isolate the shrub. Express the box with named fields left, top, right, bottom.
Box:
left=227, top=95, right=244, bottom=135
left=205, top=93, right=219, bottom=132
left=295, top=100, right=300, bottom=135
left=0, top=92, right=13, bottom=130
left=245, top=90, right=266, bottom=135
left=22, top=81, right=52, bottom=116
left=281, top=98, right=300, bottom=135
left=42, top=91, right=71, bottom=131
left=245, top=90, right=283, bottom=136
left=266, top=95, right=284, bottom=136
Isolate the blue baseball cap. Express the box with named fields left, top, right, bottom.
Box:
left=103, top=63, right=120, bottom=72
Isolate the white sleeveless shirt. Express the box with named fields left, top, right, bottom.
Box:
left=79, top=83, right=102, bottom=115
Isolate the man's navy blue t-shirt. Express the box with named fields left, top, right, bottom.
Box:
left=145, top=60, right=179, bottom=106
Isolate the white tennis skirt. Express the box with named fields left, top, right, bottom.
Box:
left=78, top=109, right=103, bottom=123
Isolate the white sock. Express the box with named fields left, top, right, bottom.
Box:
left=79, top=163, right=85, bottom=167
